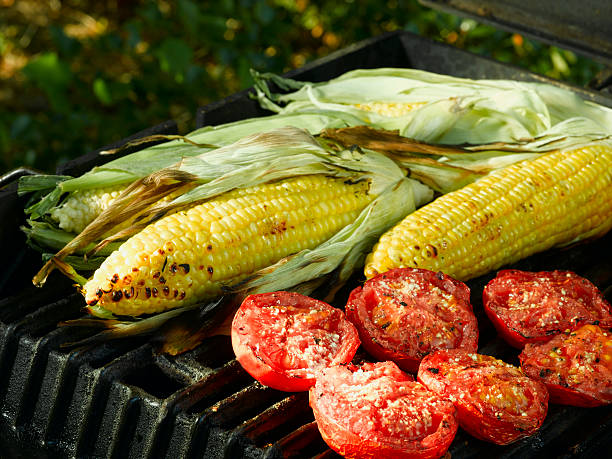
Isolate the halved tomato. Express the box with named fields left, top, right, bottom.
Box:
left=483, top=270, right=612, bottom=348
left=345, top=268, right=478, bottom=372
left=231, top=291, right=360, bottom=392
left=417, top=349, right=549, bottom=445
left=310, top=361, right=458, bottom=459
left=519, top=324, right=612, bottom=407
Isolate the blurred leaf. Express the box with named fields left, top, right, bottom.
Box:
left=254, top=1, right=275, bottom=24
left=466, top=24, right=496, bottom=39
left=237, top=56, right=252, bottom=88
left=93, top=78, right=112, bottom=105
left=22, top=52, right=71, bottom=89
left=22, top=52, right=72, bottom=112
left=49, top=25, right=81, bottom=57
left=141, top=3, right=164, bottom=23
left=184, top=64, right=205, bottom=85
left=178, top=0, right=201, bottom=36
left=11, top=114, right=32, bottom=139
left=125, top=21, right=141, bottom=48
left=551, top=47, right=570, bottom=76
left=155, top=38, right=193, bottom=78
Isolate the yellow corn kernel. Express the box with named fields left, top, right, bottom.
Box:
left=51, top=184, right=185, bottom=236
left=352, top=102, right=426, bottom=117
left=84, top=175, right=373, bottom=315
left=365, top=144, right=612, bottom=281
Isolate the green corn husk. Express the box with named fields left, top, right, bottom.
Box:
left=253, top=68, right=612, bottom=146
left=19, top=112, right=356, bottom=219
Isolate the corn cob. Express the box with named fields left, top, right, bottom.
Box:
left=51, top=185, right=125, bottom=233
left=50, top=184, right=187, bottom=235
left=85, top=174, right=374, bottom=316
left=364, top=143, right=612, bottom=281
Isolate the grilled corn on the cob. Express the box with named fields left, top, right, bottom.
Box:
left=85, top=175, right=374, bottom=315
left=47, top=106, right=421, bottom=234
left=364, top=143, right=612, bottom=281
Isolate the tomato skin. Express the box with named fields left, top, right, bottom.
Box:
left=519, top=324, right=612, bottom=407
left=417, top=349, right=549, bottom=445
left=231, top=291, right=360, bottom=392
left=483, top=270, right=612, bottom=348
left=310, top=361, right=458, bottom=459
left=346, top=268, right=478, bottom=373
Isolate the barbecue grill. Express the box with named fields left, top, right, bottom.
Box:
left=2, top=5, right=612, bottom=458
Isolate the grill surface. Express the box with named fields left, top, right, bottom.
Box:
left=420, top=0, right=612, bottom=65
left=1, top=31, right=612, bottom=458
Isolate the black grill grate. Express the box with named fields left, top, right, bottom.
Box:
left=1, top=31, right=611, bottom=458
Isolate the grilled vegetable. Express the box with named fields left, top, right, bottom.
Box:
left=20, top=112, right=353, bottom=236
left=253, top=68, right=612, bottom=147
left=310, top=361, right=458, bottom=459
left=50, top=185, right=125, bottom=233
left=418, top=349, right=549, bottom=445
left=519, top=324, right=612, bottom=407
left=345, top=267, right=478, bottom=372
left=84, top=175, right=374, bottom=316
left=365, top=142, right=612, bottom=281
left=483, top=270, right=612, bottom=348
left=231, top=291, right=360, bottom=392
left=40, top=127, right=433, bottom=322
left=27, top=67, right=612, bottom=255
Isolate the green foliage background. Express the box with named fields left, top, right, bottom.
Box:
left=0, top=0, right=603, bottom=174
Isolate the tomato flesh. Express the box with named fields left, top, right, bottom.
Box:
left=310, top=361, right=458, bottom=459
left=346, top=268, right=478, bottom=372
left=231, top=291, right=360, bottom=392
left=519, top=324, right=612, bottom=407
left=483, top=270, right=612, bottom=348
left=417, top=349, right=549, bottom=445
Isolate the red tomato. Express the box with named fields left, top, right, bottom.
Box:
left=483, top=270, right=612, bottom=348
left=310, top=361, right=458, bottom=459
left=231, top=291, right=360, bottom=392
left=346, top=268, right=478, bottom=372
left=417, top=349, right=549, bottom=445
left=519, top=324, right=612, bottom=407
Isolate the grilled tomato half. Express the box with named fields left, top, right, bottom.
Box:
left=310, top=361, right=458, bottom=459
left=417, top=349, right=549, bottom=445
left=519, top=324, right=612, bottom=407
left=483, top=270, right=612, bottom=348
left=231, top=291, right=360, bottom=391
left=346, top=268, right=478, bottom=372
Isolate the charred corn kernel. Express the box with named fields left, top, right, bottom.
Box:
left=365, top=144, right=612, bottom=281
left=84, top=175, right=373, bottom=315
left=352, top=102, right=426, bottom=117
left=51, top=185, right=126, bottom=233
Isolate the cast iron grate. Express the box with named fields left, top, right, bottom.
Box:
left=1, top=31, right=611, bottom=458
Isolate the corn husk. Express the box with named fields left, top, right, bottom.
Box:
left=253, top=68, right=612, bottom=146
left=19, top=112, right=357, bottom=221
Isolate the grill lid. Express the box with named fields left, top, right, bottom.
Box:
left=420, top=0, right=612, bottom=64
